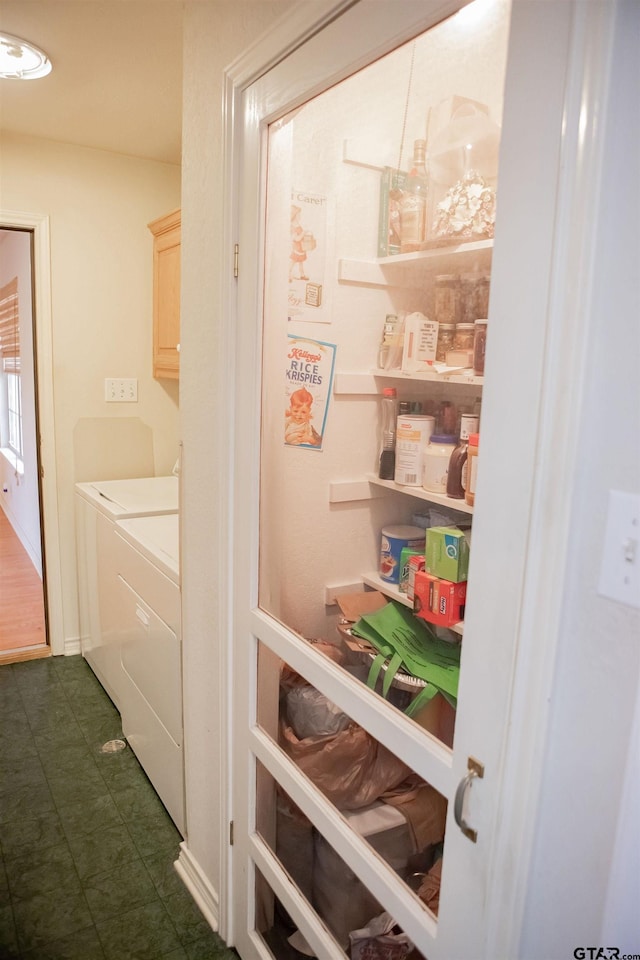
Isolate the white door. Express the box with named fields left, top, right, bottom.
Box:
left=226, top=1, right=610, bottom=956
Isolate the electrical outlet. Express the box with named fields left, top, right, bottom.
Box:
left=104, top=378, right=138, bottom=402
left=598, top=490, right=640, bottom=609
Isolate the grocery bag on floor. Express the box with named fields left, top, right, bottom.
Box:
left=349, top=912, right=414, bottom=960
left=280, top=720, right=410, bottom=810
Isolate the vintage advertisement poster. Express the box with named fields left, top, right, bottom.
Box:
left=284, top=335, right=336, bottom=450
left=288, top=189, right=329, bottom=323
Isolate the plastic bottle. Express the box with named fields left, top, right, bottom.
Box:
left=446, top=414, right=479, bottom=499
left=400, top=139, right=428, bottom=253
left=378, top=387, right=398, bottom=480
left=465, top=433, right=480, bottom=506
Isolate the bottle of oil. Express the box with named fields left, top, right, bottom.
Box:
left=400, top=139, right=428, bottom=253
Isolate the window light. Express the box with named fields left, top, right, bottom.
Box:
left=0, top=32, right=52, bottom=80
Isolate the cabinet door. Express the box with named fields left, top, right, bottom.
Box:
left=150, top=210, right=180, bottom=379
left=227, top=1, right=578, bottom=957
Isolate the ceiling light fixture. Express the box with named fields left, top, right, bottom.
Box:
left=0, top=32, right=52, bottom=80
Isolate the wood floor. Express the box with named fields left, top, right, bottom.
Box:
left=0, top=506, right=48, bottom=660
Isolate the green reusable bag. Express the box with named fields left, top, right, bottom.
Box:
left=352, top=601, right=460, bottom=719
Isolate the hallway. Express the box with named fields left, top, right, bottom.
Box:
left=0, top=507, right=46, bottom=658
left=0, top=655, right=237, bottom=959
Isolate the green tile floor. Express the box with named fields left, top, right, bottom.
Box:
left=0, top=655, right=238, bottom=960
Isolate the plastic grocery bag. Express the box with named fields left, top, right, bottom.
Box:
left=286, top=684, right=351, bottom=739
left=349, top=912, right=414, bottom=960
left=280, top=720, right=410, bottom=810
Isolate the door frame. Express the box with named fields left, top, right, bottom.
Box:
left=220, top=0, right=618, bottom=954
left=0, top=210, right=64, bottom=656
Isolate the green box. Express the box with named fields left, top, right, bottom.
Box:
left=425, top=526, right=470, bottom=583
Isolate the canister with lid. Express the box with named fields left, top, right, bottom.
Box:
left=436, top=323, right=455, bottom=362
left=380, top=525, right=426, bottom=584
left=433, top=274, right=457, bottom=325
left=454, top=323, right=475, bottom=350
left=422, top=434, right=457, bottom=494
left=394, top=414, right=435, bottom=486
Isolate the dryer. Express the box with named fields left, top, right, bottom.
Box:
left=75, top=476, right=179, bottom=709
left=109, top=513, right=184, bottom=834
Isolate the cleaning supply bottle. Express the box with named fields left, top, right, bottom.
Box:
left=378, top=387, right=398, bottom=480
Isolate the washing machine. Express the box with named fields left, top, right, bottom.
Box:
left=108, top=513, right=184, bottom=834
left=75, top=476, right=179, bottom=709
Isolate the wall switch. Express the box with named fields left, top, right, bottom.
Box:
left=104, top=378, right=138, bottom=402
left=598, top=490, right=640, bottom=610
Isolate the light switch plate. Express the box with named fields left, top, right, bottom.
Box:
left=598, top=490, right=640, bottom=609
left=104, top=378, right=138, bottom=402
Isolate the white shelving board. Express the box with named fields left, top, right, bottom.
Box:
left=361, top=571, right=464, bottom=636
left=334, top=369, right=483, bottom=395
left=337, top=239, right=493, bottom=288
left=328, top=476, right=474, bottom=514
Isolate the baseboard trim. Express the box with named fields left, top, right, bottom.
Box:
left=64, top=638, right=82, bottom=656
left=174, top=841, right=220, bottom=932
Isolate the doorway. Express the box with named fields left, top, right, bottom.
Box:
left=0, top=213, right=63, bottom=662
left=0, top=227, right=48, bottom=662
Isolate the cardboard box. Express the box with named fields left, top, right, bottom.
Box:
left=407, top=554, right=425, bottom=602
left=425, top=526, right=470, bottom=583
left=399, top=548, right=424, bottom=593
left=410, top=689, right=456, bottom=748
left=413, top=571, right=466, bottom=627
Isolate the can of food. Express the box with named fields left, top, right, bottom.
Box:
left=394, top=415, right=435, bottom=486
left=380, top=525, right=425, bottom=584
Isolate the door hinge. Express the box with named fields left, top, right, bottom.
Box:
left=233, top=244, right=239, bottom=279
left=229, top=820, right=234, bottom=846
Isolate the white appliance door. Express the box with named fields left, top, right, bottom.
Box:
left=228, top=1, right=602, bottom=957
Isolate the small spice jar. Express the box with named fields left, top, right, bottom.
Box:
left=454, top=323, right=475, bottom=350
left=436, top=323, right=455, bottom=362
left=465, top=433, right=480, bottom=506
left=473, top=319, right=488, bottom=376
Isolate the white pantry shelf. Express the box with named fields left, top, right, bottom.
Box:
left=337, top=239, right=493, bottom=287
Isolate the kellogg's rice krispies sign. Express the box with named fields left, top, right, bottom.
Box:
left=285, top=335, right=336, bottom=450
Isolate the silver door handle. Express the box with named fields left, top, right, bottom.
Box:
left=454, top=756, right=484, bottom=843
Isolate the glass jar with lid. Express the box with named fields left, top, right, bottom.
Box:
left=436, top=323, right=455, bottom=362
left=433, top=274, right=458, bottom=325
left=473, top=319, right=488, bottom=375
left=454, top=323, right=475, bottom=350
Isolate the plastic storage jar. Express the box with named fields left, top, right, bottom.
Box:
left=465, top=433, right=480, bottom=506
left=422, top=434, right=457, bottom=494
left=436, top=323, right=455, bottom=362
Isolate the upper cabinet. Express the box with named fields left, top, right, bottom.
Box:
left=148, top=208, right=181, bottom=380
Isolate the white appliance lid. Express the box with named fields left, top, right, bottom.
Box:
left=115, top=514, right=180, bottom=583
left=85, top=476, right=179, bottom=514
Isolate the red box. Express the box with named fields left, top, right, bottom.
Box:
left=413, top=571, right=466, bottom=627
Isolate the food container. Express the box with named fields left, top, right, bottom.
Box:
left=433, top=275, right=458, bottom=325
left=379, top=525, right=425, bottom=584
left=422, top=434, right=457, bottom=494
left=436, top=323, right=455, bottom=362
left=454, top=323, right=475, bottom=350
left=394, top=414, right=435, bottom=486
left=465, top=433, right=480, bottom=506
left=413, top=570, right=467, bottom=627
left=426, top=526, right=471, bottom=583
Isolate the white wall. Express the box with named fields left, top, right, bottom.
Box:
left=0, top=228, right=41, bottom=571
left=0, top=132, right=181, bottom=648
left=519, top=0, right=640, bottom=952
left=180, top=0, right=295, bottom=923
